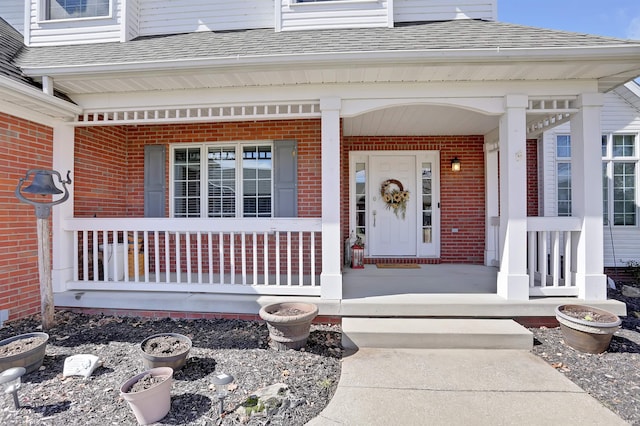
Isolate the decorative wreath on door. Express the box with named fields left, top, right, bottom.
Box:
left=380, top=179, right=410, bottom=219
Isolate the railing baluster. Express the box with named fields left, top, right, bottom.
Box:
left=216, top=232, right=222, bottom=285
left=230, top=233, right=235, bottom=285
left=186, top=231, right=192, bottom=284
left=287, top=231, right=292, bottom=286
left=143, top=231, right=149, bottom=283
left=310, top=232, right=316, bottom=286
left=175, top=232, right=181, bottom=284
left=208, top=232, right=214, bottom=285
left=564, top=231, right=572, bottom=287
left=197, top=231, right=203, bottom=284
left=164, top=231, right=170, bottom=283
left=299, top=232, right=304, bottom=286
left=241, top=232, right=247, bottom=285
left=252, top=232, right=258, bottom=285
left=154, top=231, right=160, bottom=283
left=551, top=231, right=560, bottom=287
left=81, top=230, right=88, bottom=281
left=276, top=232, right=281, bottom=286
left=528, top=231, right=535, bottom=288
left=263, top=232, right=269, bottom=286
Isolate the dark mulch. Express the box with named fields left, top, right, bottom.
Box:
left=0, top=312, right=342, bottom=425
left=531, top=284, right=640, bottom=425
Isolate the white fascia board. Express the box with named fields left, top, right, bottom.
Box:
left=19, top=44, right=640, bottom=77
left=0, top=75, right=82, bottom=118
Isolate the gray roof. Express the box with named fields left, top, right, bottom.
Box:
left=16, top=19, right=640, bottom=70
left=0, top=18, right=36, bottom=86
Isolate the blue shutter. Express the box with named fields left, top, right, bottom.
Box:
left=144, top=145, right=166, bottom=217
left=274, top=140, right=297, bottom=217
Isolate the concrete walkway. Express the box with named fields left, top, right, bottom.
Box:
left=307, top=348, right=627, bottom=426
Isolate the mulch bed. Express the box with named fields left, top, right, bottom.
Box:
left=531, top=284, right=640, bottom=425
left=0, top=312, right=342, bottom=425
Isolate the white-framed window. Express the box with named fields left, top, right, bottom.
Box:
left=556, top=135, right=572, bottom=216
left=603, top=134, right=638, bottom=226
left=171, top=142, right=273, bottom=218
left=44, top=0, right=110, bottom=21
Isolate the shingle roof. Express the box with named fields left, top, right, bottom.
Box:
left=16, top=19, right=640, bottom=70
left=0, top=18, right=36, bottom=86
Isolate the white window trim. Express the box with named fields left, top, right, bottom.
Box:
left=603, top=133, right=639, bottom=227
left=169, top=141, right=274, bottom=219
left=38, top=0, right=113, bottom=23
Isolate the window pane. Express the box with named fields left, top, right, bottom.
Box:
left=174, top=148, right=202, bottom=218
left=602, top=135, right=608, bottom=157
left=602, top=163, right=609, bottom=225
left=242, top=146, right=272, bottom=217
left=421, top=162, right=433, bottom=243
left=208, top=146, right=236, bottom=218
left=613, top=135, right=635, bottom=157
left=556, top=135, right=571, bottom=158
left=47, top=0, right=110, bottom=20
left=612, top=161, right=636, bottom=225
left=355, top=163, right=366, bottom=244
left=557, top=162, right=571, bottom=216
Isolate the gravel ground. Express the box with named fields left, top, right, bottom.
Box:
left=531, top=285, right=640, bottom=425
left=0, top=313, right=342, bottom=425
left=0, top=285, right=638, bottom=425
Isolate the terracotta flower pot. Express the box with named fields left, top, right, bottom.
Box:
left=555, top=304, right=621, bottom=354
left=120, top=367, right=173, bottom=425
left=259, top=302, right=319, bottom=351
left=0, top=332, right=49, bottom=374
left=140, top=333, right=191, bottom=370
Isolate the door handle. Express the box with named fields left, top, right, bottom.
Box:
left=373, top=210, right=376, bottom=227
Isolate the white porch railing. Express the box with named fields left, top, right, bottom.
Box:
left=63, top=218, right=322, bottom=296
left=527, top=217, right=582, bottom=296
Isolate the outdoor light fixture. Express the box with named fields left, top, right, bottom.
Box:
left=0, top=367, right=26, bottom=409
left=15, top=169, right=72, bottom=330
left=212, top=373, right=234, bottom=414
left=451, top=157, right=461, bottom=172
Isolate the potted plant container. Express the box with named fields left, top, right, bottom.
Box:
left=119, top=367, right=173, bottom=425
left=259, top=302, right=319, bottom=351
left=555, top=304, right=621, bottom=354
left=140, top=333, right=191, bottom=370
left=0, top=332, right=49, bottom=374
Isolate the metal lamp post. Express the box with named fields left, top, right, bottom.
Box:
left=15, top=169, right=71, bottom=330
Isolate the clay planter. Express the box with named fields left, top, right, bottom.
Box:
left=0, top=332, right=49, bottom=374
left=140, top=333, right=192, bottom=370
left=555, top=304, right=621, bottom=354
left=120, top=367, right=174, bottom=425
left=259, top=302, right=319, bottom=351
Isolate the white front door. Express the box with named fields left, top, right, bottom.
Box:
left=369, top=155, right=417, bottom=256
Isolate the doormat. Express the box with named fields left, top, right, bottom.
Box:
left=376, top=263, right=421, bottom=269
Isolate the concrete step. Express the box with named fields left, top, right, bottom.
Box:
left=341, top=318, right=533, bottom=350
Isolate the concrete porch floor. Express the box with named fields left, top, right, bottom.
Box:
left=56, top=264, right=627, bottom=320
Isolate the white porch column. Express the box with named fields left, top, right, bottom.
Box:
left=571, top=93, right=607, bottom=300
left=51, top=124, right=75, bottom=293
left=484, top=140, right=499, bottom=266
left=320, top=97, right=343, bottom=299
left=496, top=94, right=529, bottom=300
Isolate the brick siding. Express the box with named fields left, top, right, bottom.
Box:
left=0, top=112, right=54, bottom=321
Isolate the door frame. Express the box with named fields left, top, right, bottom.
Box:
left=348, top=150, right=441, bottom=258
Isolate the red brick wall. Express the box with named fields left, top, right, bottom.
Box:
left=527, top=138, right=539, bottom=217
left=74, top=126, right=128, bottom=217
left=0, top=112, right=53, bottom=320
left=75, top=120, right=324, bottom=275
left=343, top=136, right=486, bottom=264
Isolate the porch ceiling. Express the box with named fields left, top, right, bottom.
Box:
left=343, top=104, right=498, bottom=136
